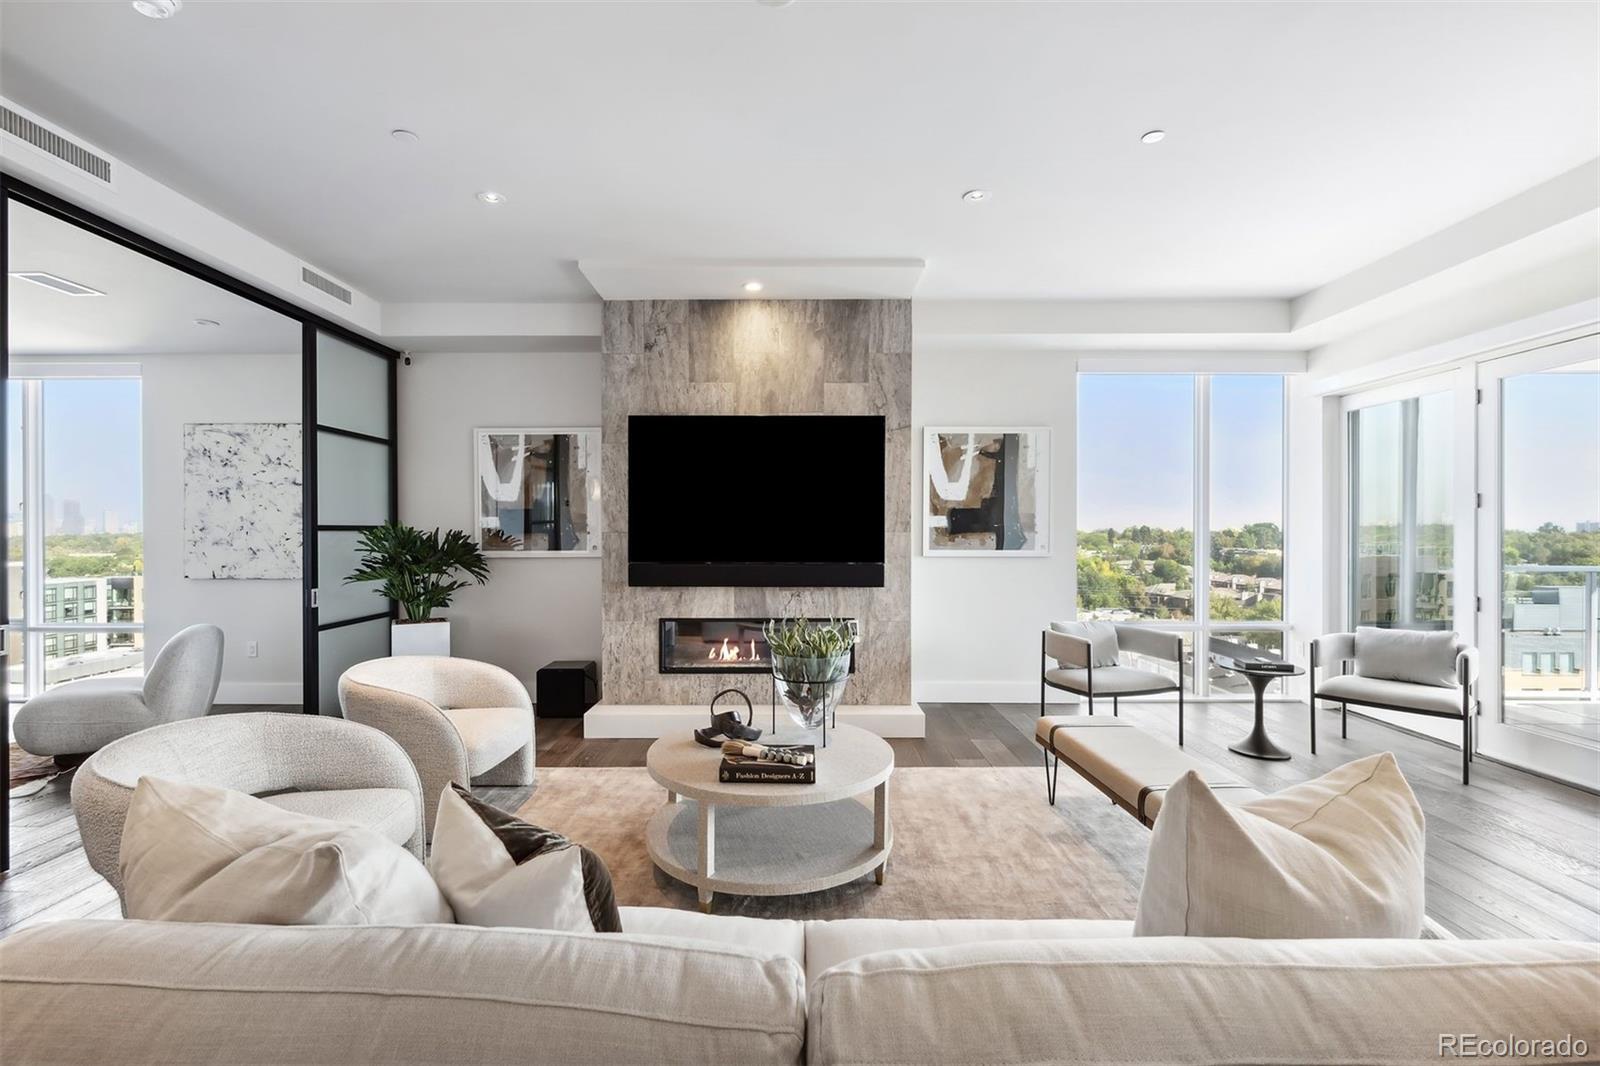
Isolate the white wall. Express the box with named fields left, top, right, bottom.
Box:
left=397, top=350, right=603, bottom=693
left=141, top=351, right=303, bottom=704
left=910, top=347, right=1078, bottom=704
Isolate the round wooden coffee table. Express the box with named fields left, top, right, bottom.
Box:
left=644, top=724, right=894, bottom=912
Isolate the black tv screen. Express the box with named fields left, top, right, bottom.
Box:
left=628, top=414, right=885, bottom=587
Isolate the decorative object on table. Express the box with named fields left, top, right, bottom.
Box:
left=765, top=617, right=857, bottom=747
left=535, top=659, right=600, bottom=719
left=719, top=741, right=816, bottom=784
left=693, top=688, right=762, bottom=748
left=1134, top=752, right=1426, bottom=939
left=428, top=783, right=621, bottom=933
left=119, top=776, right=451, bottom=926
left=923, top=427, right=1050, bottom=556
left=183, top=422, right=302, bottom=578
left=344, top=520, right=491, bottom=657
left=475, top=427, right=601, bottom=556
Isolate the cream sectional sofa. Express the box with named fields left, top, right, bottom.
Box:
left=3, top=907, right=1596, bottom=1065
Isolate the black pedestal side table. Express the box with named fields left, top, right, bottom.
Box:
left=1212, top=655, right=1305, bottom=761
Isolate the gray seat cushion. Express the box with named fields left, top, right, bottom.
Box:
left=1044, top=665, right=1175, bottom=695
left=1317, top=674, right=1465, bottom=716
left=260, top=787, right=418, bottom=849
left=1036, top=717, right=1261, bottom=822
left=12, top=679, right=151, bottom=757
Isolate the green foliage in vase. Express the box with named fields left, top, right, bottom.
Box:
left=764, top=617, right=856, bottom=684
left=345, top=520, right=490, bottom=622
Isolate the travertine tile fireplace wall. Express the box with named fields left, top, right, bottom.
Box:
left=600, top=299, right=912, bottom=706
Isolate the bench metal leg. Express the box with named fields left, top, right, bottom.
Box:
left=1112, top=696, right=1119, bottom=717
left=1042, top=746, right=1060, bottom=805
left=1341, top=702, right=1348, bottom=739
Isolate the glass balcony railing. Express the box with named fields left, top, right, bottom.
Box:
left=1501, top=566, right=1599, bottom=744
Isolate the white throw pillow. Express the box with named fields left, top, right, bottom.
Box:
left=1134, top=752, right=1425, bottom=938
left=428, top=783, right=622, bottom=932
left=1049, top=620, right=1120, bottom=668
left=120, top=776, right=453, bottom=925
left=1354, top=626, right=1460, bottom=688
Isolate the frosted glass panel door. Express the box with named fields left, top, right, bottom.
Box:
left=306, top=330, right=396, bottom=715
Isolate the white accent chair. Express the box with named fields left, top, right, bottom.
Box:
left=1310, top=627, right=1479, bottom=783
left=70, top=712, right=425, bottom=902
left=13, top=623, right=225, bottom=758
left=1042, top=622, right=1186, bottom=745
left=338, top=656, right=535, bottom=840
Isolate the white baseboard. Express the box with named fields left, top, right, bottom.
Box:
left=216, top=681, right=302, bottom=705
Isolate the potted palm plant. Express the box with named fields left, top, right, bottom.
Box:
left=345, top=521, right=491, bottom=657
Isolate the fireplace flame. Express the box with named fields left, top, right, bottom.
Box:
left=705, top=638, right=761, bottom=663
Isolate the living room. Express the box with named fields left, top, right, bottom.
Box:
left=1, top=2, right=1597, bottom=1063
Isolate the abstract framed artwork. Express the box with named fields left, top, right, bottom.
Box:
left=474, top=428, right=602, bottom=557
left=183, top=422, right=303, bottom=579
left=923, top=427, right=1051, bottom=556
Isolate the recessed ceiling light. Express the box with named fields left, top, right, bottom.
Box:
left=1140, top=130, right=1167, bottom=144
left=743, top=280, right=764, bottom=293
left=475, top=191, right=507, bottom=205
left=193, top=318, right=220, bottom=327
left=961, top=189, right=989, bottom=203
left=9, top=271, right=105, bottom=296
left=390, top=129, right=420, bottom=145
left=131, top=0, right=182, bottom=18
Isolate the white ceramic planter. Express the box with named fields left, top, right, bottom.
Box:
left=391, top=619, right=451, bottom=657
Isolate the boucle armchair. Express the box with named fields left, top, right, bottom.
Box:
left=339, top=656, right=535, bottom=840
left=70, top=712, right=425, bottom=902
left=14, top=623, right=224, bottom=757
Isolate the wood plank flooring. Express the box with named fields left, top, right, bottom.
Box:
left=3, top=699, right=1597, bottom=942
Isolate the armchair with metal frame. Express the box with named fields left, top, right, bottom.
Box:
left=1310, top=631, right=1480, bottom=784
left=1040, top=625, right=1186, bottom=745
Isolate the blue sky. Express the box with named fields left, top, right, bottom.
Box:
left=1078, top=374, right=1283, bottom=531
left=7, top=378, right=142, bottom=526
left=1502, top=371, right=1600, bottom=530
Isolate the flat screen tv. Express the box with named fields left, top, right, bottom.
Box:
left=629, top=414, right=886, bottom=587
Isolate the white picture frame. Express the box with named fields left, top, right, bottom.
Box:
left=922, top=426, right=1051, bottom=557
left=473, top=427, right=602, bottom=557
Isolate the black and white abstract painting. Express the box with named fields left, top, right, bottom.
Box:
left=184, top=422, right=303, bottom=579
left=923, top=427, right=1050, bottom=556
left=475, top=428, right=602, bottom=556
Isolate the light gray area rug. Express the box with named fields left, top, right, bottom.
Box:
left=516, top=766, right=1149, bottom=920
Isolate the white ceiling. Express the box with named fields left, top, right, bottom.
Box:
left=1, top=2, right=1594, bottom=307
left=7, top=200, right=300, bottom=357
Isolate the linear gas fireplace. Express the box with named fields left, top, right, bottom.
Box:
left=658, top=618, right=859, bottom=675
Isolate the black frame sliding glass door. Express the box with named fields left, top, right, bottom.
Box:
left=0, top=174, right=400, bottom=870
left=303, top=328, right=398, bottom=715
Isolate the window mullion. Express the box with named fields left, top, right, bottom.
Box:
left=21, top=380, right=45, bottom=699
left=1195, top=374, right=1211, bottom=697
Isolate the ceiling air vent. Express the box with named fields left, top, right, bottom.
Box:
left=300, top=266, right=352, bottom=305
left=0, top=105, right=113, bottom=184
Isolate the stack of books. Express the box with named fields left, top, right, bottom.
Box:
left=720, top=744, right=816, bottom=784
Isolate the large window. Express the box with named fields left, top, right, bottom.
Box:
left=1348, top=390, right=1454, bottom=629
left=1077, top=373, right=1286, bottom=696
left=7, top=375, right=143, bottom=700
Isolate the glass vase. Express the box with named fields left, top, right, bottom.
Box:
left=770, top=652, right=852, bottom=746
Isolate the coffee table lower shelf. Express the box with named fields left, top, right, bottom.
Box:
left=645, top=797, right=892, bottom=912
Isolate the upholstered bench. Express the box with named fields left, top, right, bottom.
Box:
left=1035, top=716, right=1264, bottom=825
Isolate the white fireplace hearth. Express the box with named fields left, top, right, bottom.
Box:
left=582, top=703, right=925, bottom=739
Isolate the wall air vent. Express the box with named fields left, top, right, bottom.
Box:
left=0, top=105, right=113, bottom=184
left=300, top=266, right=352, bottom=305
